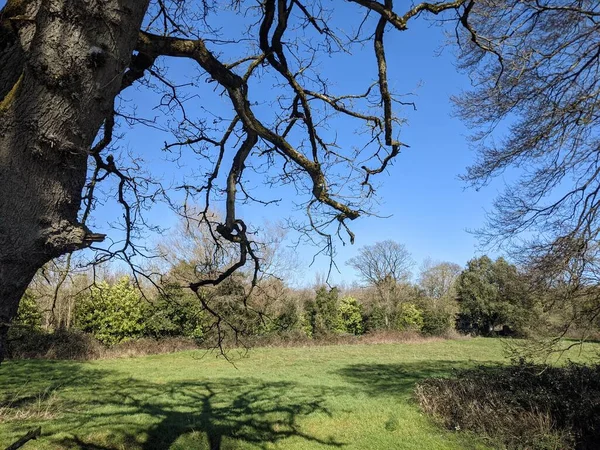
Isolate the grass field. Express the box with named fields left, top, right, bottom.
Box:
left=0, top=338, right=598, bottom=449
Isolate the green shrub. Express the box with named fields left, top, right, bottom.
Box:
left=73, top=277, right=146, bottom=345
left=421, top=309, right=452, bottom=336
left=336, top=296, right=364, bottom=335
left=396, top=303, right=423, bottom=332
left=299, top=312, right=313, bottom=338
left=364, top=304, right=387, bottom=332
left=305, top=287, right=340, bottom=337
left=145, top=284, right=206, bottom=339
left=8, top=291, right=44, bottom=346
left=14, top=291, right=43, bottom=329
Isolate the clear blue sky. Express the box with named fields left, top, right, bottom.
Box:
left=84, top=7, right=506, bottom=286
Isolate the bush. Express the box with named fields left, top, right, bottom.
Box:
left=364, top=304, right=387, bottom=332
left=271, top=300, right=301, bottom=333
left=416, top=361, right=600, bottom=449
left=396, top=303, right=423, bottom=332
left=145, top=285, right=207, bottom=340
left=7, top=329, right=104, bottom=360
left=337, top=296, right=364, bottom=335
left=73, top=277, right=147, bottom=345
left=14, top=291, right=43, bottom=329
left=421, top=309, right=453, bottom=336
left=305, top=287, right=340, bottom=337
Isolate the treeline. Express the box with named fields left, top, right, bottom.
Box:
left=9, top=241, right=600, bottom=355
left=12, top=274, right=455, bottom=347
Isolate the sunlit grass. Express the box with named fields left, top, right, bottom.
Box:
left=0, top=338, right=597, bottom=449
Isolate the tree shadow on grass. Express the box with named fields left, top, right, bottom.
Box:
left=0, top=360, right=345, bottom=449
left=335, top=360, right=491, bottom=398
left=335, top=360, right=499, bottom=450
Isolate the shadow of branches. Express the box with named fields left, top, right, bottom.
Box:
left=0, top=361, right=344, bottom=449
left=335, top=360, right=482, bottom=398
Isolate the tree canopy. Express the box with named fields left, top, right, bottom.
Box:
left=456, top=256, right=533, bottom=335
left=457, top=1, right=600, bottom=290
left=347, top=240, right=414, bottom=287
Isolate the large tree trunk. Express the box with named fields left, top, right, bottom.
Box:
left=0, top=0, right=149, bottom=362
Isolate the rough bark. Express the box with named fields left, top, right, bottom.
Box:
left=0, top=0, right=149, bottom=362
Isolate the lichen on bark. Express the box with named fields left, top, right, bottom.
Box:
left=0, top=71, right=23, bottom=112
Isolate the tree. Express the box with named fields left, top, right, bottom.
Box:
left=157, top=211, right=243, bottom=286
left=455, top=2, right=600, bottom=333
left=347, top=240, right=415, bottom=328
left=0, top=0, right=513, bottom=361
left=417, top=260, right=461, bottom=334
left=25, top=256, right=95, bottom=331
left=145, top=283, right=207, bottom=340
left=347, top=241, right=414, bottom=287
left=418, top=260, right=461, bottom=306
left=456, top=256, right=533, bottom=335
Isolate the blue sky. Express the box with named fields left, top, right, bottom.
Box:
left=86, top=6, right=506, bottom=286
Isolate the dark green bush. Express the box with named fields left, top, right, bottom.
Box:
left=305, top=287, right=340, bottom=337
left=145, top=285, right=207, bottom=339
left=276, top=302, right=300, bottom=331
left=416, top=361, right=600, bottom=449
left=7, top=328, right=104, bottom=360
left=456, top=256, right=535, bottom=336
left=421, top=309, right=452, bottom=336
left=364, top=304, right=387, bottom=332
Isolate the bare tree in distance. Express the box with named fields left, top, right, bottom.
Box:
left=347, top=240, right=415, bottom=328
left=347, top=240, right=414, bottom=287
left=455, top=1, right=600, bottom=336
left=157, top=210, right=240, bottom=286
left=418, top=259, right=461, bottom=308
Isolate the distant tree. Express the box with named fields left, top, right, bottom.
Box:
left=456, top=256, right=533, bottom=335
left=347, top=241, right=414, bottom=287
left=347, top=241, right=415, bottom=328
left=145, top=284, right=206, bottom=339
left=418, top=260, right=461, bottom=305
left=418, top=260, right=461, bottom=335
left=158, top=211, right=240, bottom=285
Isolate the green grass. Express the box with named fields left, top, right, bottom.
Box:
left=0, top=338, right=597, bottom=449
